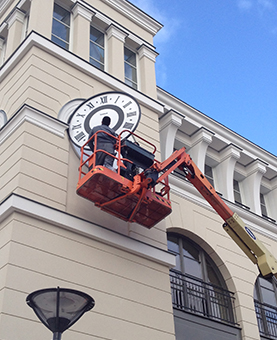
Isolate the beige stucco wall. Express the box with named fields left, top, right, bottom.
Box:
left=0, top=212, right=176, bottom=340
left=0, top=120, right=69, bottom=210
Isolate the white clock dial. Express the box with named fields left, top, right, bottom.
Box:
left=68, top=91, right=141, bottom=150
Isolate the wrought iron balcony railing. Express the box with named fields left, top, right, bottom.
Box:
left=170, top=269, right=237, bottom=325
left=255, top=299, right=277, bottom=338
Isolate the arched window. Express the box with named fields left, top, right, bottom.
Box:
left=168, top=233, right=236, bottom=325
left=254, top=276, right=277, bottom=338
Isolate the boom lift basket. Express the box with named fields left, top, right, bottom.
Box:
left=76, top=131, right=172, bottom=228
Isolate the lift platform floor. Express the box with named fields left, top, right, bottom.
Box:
left=77, top=166, right=172, bottom=228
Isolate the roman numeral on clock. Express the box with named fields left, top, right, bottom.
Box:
left=123, top=122, right=134, bottom=130
left=72, top=124, right=82, bottom=130
left=127, top=111, right=137, bottom=117
left=100, top=96, right=108, bottom=104
left=74, top=131, right=86, bottom=142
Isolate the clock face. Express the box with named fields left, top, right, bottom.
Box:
left=68, top=91, right=141, bottom=150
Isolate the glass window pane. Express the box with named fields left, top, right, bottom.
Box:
left=124, top=64, right=134, bottom=81
left=206, top=259, right=221, bottom=286
left=262, top=288, right=277, bottom=307
left=260, top=277, right=274, bottom=290
left=90, top=27, right=104, bottom=47
left=52, top=20, right=69, bottom=42
left=90, top=43, right=104, bottom=63
left=90, top=58, right=104, bottom=70
left=233, top=179, right=239, bottom=191
left=259, top=277, right=277, bottom=307
left=52, top=4, right=70, bottom=50
left=205, top=164, right=214, bottom=186
left=234, top=190, right=242, bottom=204
left=51, top=35, right=68, bottom=50
left=260, top=193, right=268, bottom=216
left=167, top=235, right=179, bottom=253
left=124, top=47, right=136, bottom=66
left=167, top=236, right=182, bottom=272
left=53, top=4, right=70, bottom=25
left=183, top=257, right=202, bottom=279
left=234, top=179, right=242, bottom=204
left=182, top=238, right=199, bottom=261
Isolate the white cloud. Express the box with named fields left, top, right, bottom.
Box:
left=237, top=0, right=275, bottom=12
left=258, top=0, right=275, bottom=10
left=237, top=0, right=253, bottom=10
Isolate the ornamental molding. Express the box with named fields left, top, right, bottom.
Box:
left=157, top=87, right=277, bottom=171
left=169, top=174, right=277, bottom=242
left=0, top=0, right=11, bottom=16
left=100, top=0, right=162, bottom=35
left=0, top=194, right=176, bottom=268
left=137, top=44, right=158, bottom=62
left=106, top=23, right=128, bottom=42
left=0, top=31, right=164, bottom=114
left=0, top=104, right=68, bottom=146
left=190, top=127, right=214, bottom=148
left=219, top=143, right=242, bottom=162
left=6, top=7, right=25, bottom=27
left=72, top=1, right=94, bottom=21
left=159, top=109, right=183, bottom=131
left=246, top=159, right=268, bottom=176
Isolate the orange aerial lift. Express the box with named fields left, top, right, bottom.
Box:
left=77, top=130, right=277, bottom=278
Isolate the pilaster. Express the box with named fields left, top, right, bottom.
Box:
left=214, top=144, right=241, bottom=200
left=28, top=0, right=55, bottom=38
left=188, top=127, right=214, bottom=173
left=72, top=2, right=94, bottom=60
left=0, top=37, right=5, bottom=65
left=5, top=8, right=25, bottom=58
left=159, top=110, right=183, bottom=161
left=106, top=24, right=127, bottom=80
left=137, top=44, right=158, bottom=98
left=242, top=159, right=267, bottom=214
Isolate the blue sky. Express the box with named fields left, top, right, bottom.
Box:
left=129, top=0, right=277, bottom=156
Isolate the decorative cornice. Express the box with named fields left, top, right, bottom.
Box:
left=190, top=127, right=214, bottom=147
left=137, top=44, right=158, bottom=62
left=100, top=0, right=163, bottom=35
left=0, top=31, right=164, bottom=114
left=6, top=8, right=25, bottom=27
left=169, top=174, right=277, bottom=241
left=157, top=87, right=277, bottom=171
left=246, top=159, right=268, bottom=176
left=159, top=109, right=183, bottom=131
left=0, top=194, right=176, bottom=268
left=0, top=0, right=11, bottom=17
left=106, top=23, right=128, bottom=42
left=72, top=1, right=94, bottom=21
left=0, top=104, right=68, bottom=145
left=219, top=143, right=241, bottom=162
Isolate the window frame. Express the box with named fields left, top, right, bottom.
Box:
left=89, top=25, right=105, bottom=71
left=205, top=164, right=214, bottom=187
left=260, top=193, right=268, bottom=217
left=124, top=46, right=137, bottom=89
left=168, top=233, right=236, bottom=325
left=254, top=276, right=277, bottom=338
left=51, top=2, right=71, bottom=50
left=233, top=179, right=242, bottom=205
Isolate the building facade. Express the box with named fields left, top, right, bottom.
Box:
left=1, top=1, right=277, bottom=340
